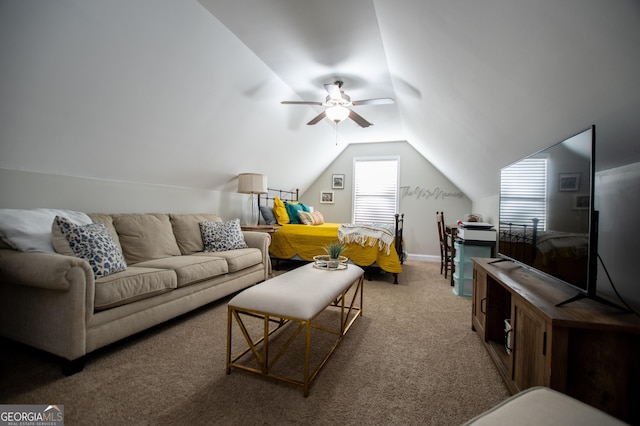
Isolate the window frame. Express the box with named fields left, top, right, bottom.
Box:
left=351, top=156, right=400, bottom=225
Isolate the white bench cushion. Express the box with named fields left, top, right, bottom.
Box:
left=463, top=386, right=626, bottom=425
left=229, top=263, right=364, bottom=320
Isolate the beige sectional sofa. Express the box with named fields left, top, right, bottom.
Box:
left=0, top=211, right=271, bottom=374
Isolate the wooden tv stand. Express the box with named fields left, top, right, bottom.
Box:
left=472, top=258, right=640, bottom=423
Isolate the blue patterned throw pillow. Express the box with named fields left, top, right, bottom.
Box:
left=55, top=216, right=127, bottom=279
left=199, top=219, right=248, bottom=252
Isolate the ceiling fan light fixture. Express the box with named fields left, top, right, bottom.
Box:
left=325, top=105, right=350, bottom=122
left=281, top=81, right=393, bottom=128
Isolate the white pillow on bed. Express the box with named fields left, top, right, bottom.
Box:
left=0, top=208, right=92, bottom=252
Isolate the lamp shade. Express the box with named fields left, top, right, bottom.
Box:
left=237, top=173, right=267, bottom=194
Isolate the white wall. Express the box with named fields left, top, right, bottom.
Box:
left=0, top=168, right=247, bottom=220
left=0, top=0, right=341, bottom=196
left=299, top=141, right=472, bottom=260
left=472, top=195, right=499, bottom=226
left=595, top=162, right=640, bottom=310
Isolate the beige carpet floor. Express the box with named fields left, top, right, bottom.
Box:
left=0, top=260, right=509, bottom=425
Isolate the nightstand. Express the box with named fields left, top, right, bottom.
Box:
left=241, top=225, right=281, bottom=233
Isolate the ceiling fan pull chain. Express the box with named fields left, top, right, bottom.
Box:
left=335, top=121, right=339, bottom=145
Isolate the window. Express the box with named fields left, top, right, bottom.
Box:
left=352, top=157, right=399, bottom=225
left=500, top=157, right=547, bottom=230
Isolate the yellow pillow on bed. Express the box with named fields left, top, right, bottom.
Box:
left=273, top=197, right=290, bottom=225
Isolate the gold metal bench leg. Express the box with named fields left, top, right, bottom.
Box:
left=303, top=321, right=311, bottom=398
left=226, top=273, right=364, bottom=396
left=226, top=305, right=232, bottom=375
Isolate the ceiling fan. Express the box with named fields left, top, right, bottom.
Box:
left=281, top=81, right=394, bottom=128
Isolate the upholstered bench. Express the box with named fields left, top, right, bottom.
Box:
left=226, top=262, right=365, bottom=396
left=463, top=386, right=627, bottom=425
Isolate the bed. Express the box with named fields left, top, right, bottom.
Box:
left=259, top=188, right=405, bottom=284
left=498, top=220, right=589, bottom=287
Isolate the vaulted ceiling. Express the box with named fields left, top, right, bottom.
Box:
left=1, top=1, right=639, bottom=201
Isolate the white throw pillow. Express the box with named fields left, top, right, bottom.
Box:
left=0, top=208, right=92, bottom=252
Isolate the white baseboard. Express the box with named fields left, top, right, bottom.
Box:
left=405, top=254, right=439, bottom=263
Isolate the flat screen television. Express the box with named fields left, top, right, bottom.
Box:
left=497, top=125, right=598, bottom=305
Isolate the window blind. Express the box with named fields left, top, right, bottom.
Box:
left=500, top=158, right=547, bottom=231
left=353, top=158, right=398, bottom=225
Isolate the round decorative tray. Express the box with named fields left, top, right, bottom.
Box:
left=313, top=255, right=349, bottom=270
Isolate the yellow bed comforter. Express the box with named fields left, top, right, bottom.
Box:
left=269, top=223, right=402, bottom=273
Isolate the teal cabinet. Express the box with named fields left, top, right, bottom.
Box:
left=453, top=241, right=493, bottom=296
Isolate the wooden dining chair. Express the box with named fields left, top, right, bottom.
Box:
left=436, top=211, right=454, bottom=280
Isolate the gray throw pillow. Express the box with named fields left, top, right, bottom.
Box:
left=260, top=206, right=277, bottom=225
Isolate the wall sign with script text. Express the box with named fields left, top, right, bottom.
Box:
left=400, top=186, right=464, bottom=201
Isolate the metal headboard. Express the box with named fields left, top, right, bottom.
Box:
left=258, top=188, right=299, bottom=209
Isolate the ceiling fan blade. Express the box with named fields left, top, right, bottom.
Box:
left=348, top=109, right=373, bottom=128
left=324, top=83, right=343, bottom=101
left=307, top=111, right=326, bottom=125
left=281, top=101, right=324, bottom=105
left=351, top=97, right=395, bottom=106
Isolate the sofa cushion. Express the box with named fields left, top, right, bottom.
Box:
left=94, top=266, right=177, bottom=311
left=112, top=214, right=181, bottom=264
left=195, top=248, right=262, bottom=273
left=169, top=213, right=222, bottom=255
left=199, top=219, right=248, bottom=252
left=53, top=216, right=127, bottom=280
left=134, top=256, right=228, bottom=288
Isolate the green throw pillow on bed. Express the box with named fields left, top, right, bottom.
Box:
left=284, top=202, right=309, bottom=224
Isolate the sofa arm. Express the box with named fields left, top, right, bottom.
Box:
left=0, top=248, right=94, bottom=361
left=242, top=231, right=272, bottom=279
left=0, top=248, right=93, bottom=291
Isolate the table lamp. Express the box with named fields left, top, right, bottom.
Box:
left=237, top=173, right=268, bottom=226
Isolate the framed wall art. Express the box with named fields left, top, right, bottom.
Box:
left=572, top=194, right=590, bottom=210
left=559, top=173, right=580, bottom=191
left=320, top=191, right=334, bottom=204
left=332, top=174, right=345, bottom=189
